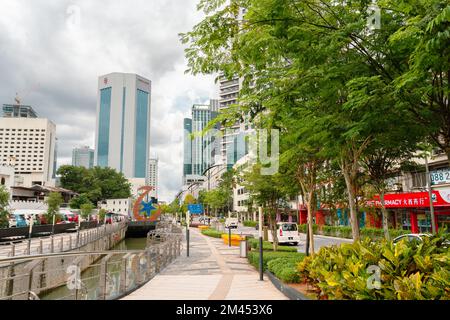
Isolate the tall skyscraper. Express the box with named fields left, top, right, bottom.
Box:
left=147, top=158, right=158, bottom=198
left=0, top=102, right=57, bottom=187
left=72, top=146, right=94, bottom=169
left=183, top=100, right=218, bottom=186
left=94, top=73, right=151, bottom=181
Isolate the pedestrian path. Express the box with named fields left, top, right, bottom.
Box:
left=122, top=228, right=288, bottom=300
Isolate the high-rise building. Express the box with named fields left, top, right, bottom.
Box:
left=94, top=72, right=151, bottom=182
left=147, top=158, right=158, bottom=198
left=2, top=104, right=38, bottom=118
left=183, top=100, right=218, bottom=186
left=0, top=102, right=57, bottom=187
left=72, top=146, right=94, bottom=169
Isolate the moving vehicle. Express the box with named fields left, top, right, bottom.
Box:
left=268, top=222, right=301, bottom=245
left=225, top=218, right=238, bottom=229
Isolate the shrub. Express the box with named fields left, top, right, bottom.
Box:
left=248, top=238, right=297, bottom=252
left=267, top=256, right=305, bottom=283
left=201, top=228, right=223, bottom=238
left=243, top=220, right=257, bottom=228
left=247, top=251, right=305, bottom=271
left=297, top=235, right=450, bottom=300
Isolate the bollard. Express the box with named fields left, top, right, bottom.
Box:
left=27, top=239, right=31, bottom=255
left=228, top=227, right=231, bottom=247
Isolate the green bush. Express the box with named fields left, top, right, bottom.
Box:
left=201, top=228, right=223, bottom=238
left=297, top=235, right=450, bottom=300
left=298, top=224, right=410, bottom=241
left=247, top=251, right=305, bottom=271
left=248, top=238, right=297, bottom=252
left=267, top=256, right=305, bottom=283
left=243, top=220, right=257, bottom=227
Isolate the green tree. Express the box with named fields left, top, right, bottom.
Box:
left=0, top=185, right=10, bottom=228
left=45, top=192, right=63, bottom=224
left=98, top=208, right=107, bottom=223
left=58, top=165, right=131, bottom=204
left=80, top=203, right=95, bottom=221
left=69, top=193, right=92, bottom=209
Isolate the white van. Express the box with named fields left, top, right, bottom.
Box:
left=225, top=218, right=239, bottom=229
left=268, top=222, right=300, bottom=245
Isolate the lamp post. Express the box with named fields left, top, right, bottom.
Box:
left=258, top=206, right=263, bottom=281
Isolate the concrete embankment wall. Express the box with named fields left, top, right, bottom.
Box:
left=0, top=222, right=127, bottom=300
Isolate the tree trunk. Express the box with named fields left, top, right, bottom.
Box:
left=269, top=208, right=278, bottom=251
left=306, top=190, right=315, bottom=255
left=342, top=165, right=360, bottom=242
left=380, top=191, right=390, bottom=241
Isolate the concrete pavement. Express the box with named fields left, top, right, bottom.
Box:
left=122, top=227, right=288, bottom=300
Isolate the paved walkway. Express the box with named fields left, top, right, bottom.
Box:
left=122, top=228, right=288, bottom=300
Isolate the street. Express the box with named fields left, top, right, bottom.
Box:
left=207, top=220, right=353, bottom=254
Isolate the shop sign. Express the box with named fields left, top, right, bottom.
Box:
left=430, top=168, right=450, bottom=186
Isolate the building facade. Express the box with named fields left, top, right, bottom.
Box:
left=94, top=72, right=152, bottom=181
left=72, top=146, right=94, bottom=169
left=98, top=198, right=133, bottom=216
left=0, top=116, right=57, bottom=187
left=147, top=158, right=158, bottom=198
left=183, top=100, right=218, bottom=186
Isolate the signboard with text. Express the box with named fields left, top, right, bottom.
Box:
left=430, top=168, right=450, bottom=186
left=368, top=189, right=450, bottom=208
left=188, top=204, right=204, bottom=215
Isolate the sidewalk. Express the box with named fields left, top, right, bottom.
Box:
left=121, top=228, right=288, bottom=300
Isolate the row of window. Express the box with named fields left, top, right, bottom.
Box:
left=237, top=188, right=247, bottom=195
left=237, top=200, right=248, bottom=207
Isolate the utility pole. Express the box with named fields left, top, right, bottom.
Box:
left=425, top=156, right=437, bottom=234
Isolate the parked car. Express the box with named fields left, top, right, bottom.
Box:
left=225, top=218, right=239, bottom=229
left=268, top=222, right=301, bottom=245
left=393, top=233, right=431, bottom=245
left=8, top=215, right=17, bottom=228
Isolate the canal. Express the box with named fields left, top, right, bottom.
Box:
left=40, top=237, right=148, bottom=300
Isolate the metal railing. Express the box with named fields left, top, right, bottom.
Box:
left=0, top=223, right=182, bottom=300
left=0, top=222, right=127, bottom=259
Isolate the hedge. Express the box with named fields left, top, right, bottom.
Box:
left=201, top=228, right=223, bottom=238
left=298, top=224, right=410, bottom=240
left=248, top=238, right=297, bottom=252
left=243, top=220, right=258, bottom=228
left=267, top=256, right=305, bottom=283
left=247, top=251, right=305, bottom=271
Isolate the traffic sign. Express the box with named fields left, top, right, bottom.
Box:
left=188, top=204, right=203, bottom=215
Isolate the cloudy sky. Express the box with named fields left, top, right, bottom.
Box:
left=0, top=0, right=218, bottom=202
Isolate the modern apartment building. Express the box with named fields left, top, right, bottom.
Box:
left=0, top=104, right=57, bottom=187
left=72, top=146, right=94, bottom=169
left=94, top=73, right=152, bottom=181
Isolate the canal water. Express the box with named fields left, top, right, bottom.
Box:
left=40, top=237, right=147, bottom=300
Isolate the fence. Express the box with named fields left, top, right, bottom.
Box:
left=0, top=223, right=182, bottom=300
left=1, top=222, right=127, bottom=258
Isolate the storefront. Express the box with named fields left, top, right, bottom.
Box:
left=370, top=188, right=450, bottom=233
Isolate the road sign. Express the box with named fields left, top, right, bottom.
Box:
left=188, top=204, right=203, bottom=215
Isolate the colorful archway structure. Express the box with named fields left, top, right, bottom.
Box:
left=132, top=186, right=161, bottom=222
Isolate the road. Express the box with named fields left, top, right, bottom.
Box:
left=207, top=221, right=353, bottom=254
